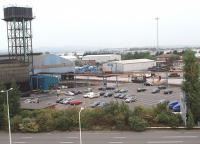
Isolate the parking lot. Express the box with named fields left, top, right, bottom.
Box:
left=21, top=82, right=182, bottom=110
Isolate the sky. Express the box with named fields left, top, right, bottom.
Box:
left=0, top=0, right=200, bottom=53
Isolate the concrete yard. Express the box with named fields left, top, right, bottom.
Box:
left=21, top=82, right=182, bottom=110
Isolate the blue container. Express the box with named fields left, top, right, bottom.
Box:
left=31, top=75, right=59, bottom=90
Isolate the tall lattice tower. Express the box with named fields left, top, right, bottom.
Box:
left=3, top=6, right=34, bottom=66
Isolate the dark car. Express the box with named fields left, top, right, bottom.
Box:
left=173, top=103, right=180, bottom=112
left=119, top=93, right=127, bottom=99
left=56, top=97, right=65, bottom=103
left=90, top=101, right=101, bottom=108
left=152, top=88, right=160, bottom=94
left=144, top=81, right=153, bottom=86
left=137, top=88, right=147, bottom=92
left=164, top=89, right=173, bottom=94
left=158, top=85, right=167, bottom=90
left=99, top=91, right=105, bottom=96
left=104, top=92, right=113, bottom=97
left=98, top=87, right=106, bottom=91
left=71, top=90, right=82, bottom=95
left=106, top=86, right=115, bottom=90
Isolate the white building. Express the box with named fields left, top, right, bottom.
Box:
left=103, top=59, right=156, bottom=73
left=82, top=54, right=121, bottom=63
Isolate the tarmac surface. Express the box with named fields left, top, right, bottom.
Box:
left=0, top=130, right=200, bottom=144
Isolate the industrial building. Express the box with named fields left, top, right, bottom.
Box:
left=32, top=54, right=75, bottom=74
left=102, top=59, right=156, bottom=73
left=82, top=54, right=121, bottom=63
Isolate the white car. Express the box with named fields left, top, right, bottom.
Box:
left=83, top=92, right=95, bottom=98
left=88, top=93, right=99, bottom=99
left=125, top=96, right=137, bottom=103
left=65, top=91, right=75, bottom=96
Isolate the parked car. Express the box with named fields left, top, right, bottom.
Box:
left=97, top=101, right=108, bottom=107
left=106, top=86, right=115, bottom=90
left=98, top=87, right=106, bottom=91
left=56, top=97, right=65, bottom=103
left=168, top=100, right=179, bottom=109
left=164, top=89, right=173, bottom=94
left=137, top=88, right=147, bottom=92
left=125, top=96, right=137, bottom=103
left=158, top=99, right=170, bottom=105
left=69, top=100, right=82, bottom=105
left=61, top=97, right=73, bottom=105
left=99, top=91, right=105, bottom=96
left=119, top=93, right=127, bottom=99
left=158, top=85, right=167, bottom=90
left=71, top=90, right=82, bottom=95
left=114, top=93, right=121, bottom=98
left=83, top=92, right=95, bottom=98
left=104, top=92, right=114, bottom=97
left=65, top=91, right=75, bottom=96
left=88, top=93, right=99, bottom=99
left=90, top=101, right=101, bottom=108
left=152, top=88, right=160, bottom=94
left=119, top=89, right=128, bottom=93
left=172, top=103, right=180, bottom=112
left=144, top=81, right=153, bottom=86
left=168, top=72, right=180, bottom=77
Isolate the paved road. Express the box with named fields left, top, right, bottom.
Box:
left=0, top=130, right=200, bottom=144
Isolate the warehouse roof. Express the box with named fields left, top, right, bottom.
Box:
left=115, top=59, right=155, bottom=64
left=83, top=54, right=120, bottom=58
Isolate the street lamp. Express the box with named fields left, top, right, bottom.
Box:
left=1, top=88, right=13, bottom=144
left=155, top=17, right=159, bottom=52
left=79, top=107, right=84, bottom=144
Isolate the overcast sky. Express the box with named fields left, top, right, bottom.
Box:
left=0, top=0, right=200, bottom=52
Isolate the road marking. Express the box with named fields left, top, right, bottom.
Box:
left=113, top=137, right=126, bottom=139
left=147, top=141, right=183, bottom=144
left=13, top=142, right=27, bottom=144
left=20, top=137, right=32, bottom=139
left=108, top=142, right=123, bottom=144
left=163, top=136, right=198, bottom=138
left=67, top=137, right=78, bottom=139
left=59, top=142, right=74, bottom=144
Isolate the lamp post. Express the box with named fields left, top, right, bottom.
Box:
left=79, top=107, right=84, bottom=144
left=1, top=88, right=13, bottom=144
left=155, top=17, right=159, bottom=53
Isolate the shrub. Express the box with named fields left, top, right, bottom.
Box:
left=19, top=118, right=39, bottom=133
left=35, top=110, right=55, bottom=132
left=11, top=115, right=22, bottom=132
left=186, top=109, right=195, bottom=129
left=129, top=116, right=148, bottom=131
left=156, top=112, right=170, bottom=124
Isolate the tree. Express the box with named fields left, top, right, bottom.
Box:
left=9, top=81, right=21, bottom=117
left=0, top=82, right=6, bottom=129
left=182, top=49, right=200, bottom=124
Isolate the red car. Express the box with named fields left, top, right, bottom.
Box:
left=69, top=100, right=82, bottom=105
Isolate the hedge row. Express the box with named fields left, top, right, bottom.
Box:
left=8, top=102, right=183, bottom=132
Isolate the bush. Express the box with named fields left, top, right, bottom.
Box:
left=19, top=118, right=39, bottom=133
left=11, top=115, right=22, bottom=132
left=156, top=112, right=170, bottom=124
left=186, top=109, right=195, bottom=129
left=129, top=116, right=148, bottom=131
left=35, top=110, right=55, bottom=132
